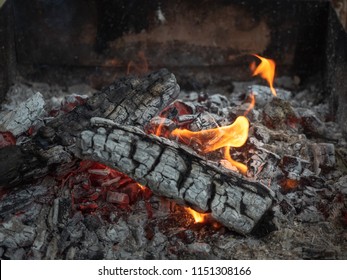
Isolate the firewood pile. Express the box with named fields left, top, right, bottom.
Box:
left=0, top=69, right=346, bottom=259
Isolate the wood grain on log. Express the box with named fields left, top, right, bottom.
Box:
left=75, top=117, right=274, bottom=235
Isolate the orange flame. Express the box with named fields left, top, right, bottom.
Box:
left=185, top=207, right=209, bottom=223
left=171, top=116, right=249, bottom=173
left=155, top=119, right=165, bottom=136
left=244, top=93, right=255, bottom=116
left=251, top=54, right=277, bottom=96
left=137, top=183, right=147, bottom=191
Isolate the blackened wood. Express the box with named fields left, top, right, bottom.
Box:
left=0, top=69, right=179, bottom=186
left=75, top=117, right=274, bottom=235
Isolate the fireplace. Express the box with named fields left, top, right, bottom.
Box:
left=0, top=0, right=346, bottom=260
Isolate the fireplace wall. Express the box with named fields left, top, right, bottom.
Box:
left=0, top=0, right=347, bottom=135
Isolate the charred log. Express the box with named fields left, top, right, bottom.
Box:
left=0, top=69, right=179, bottom=186
left=74, top=117, right=274, bottom=235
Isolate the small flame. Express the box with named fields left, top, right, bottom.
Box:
left=171, top=116, right=249, bottom=173
left=185, top=207, right=209, bottom=223
left=154, top=119, right=165, bottom=136
left=137, top=183, right=147, bottom=191
left=244, top=93, right=255, bottom=116
left=251, top=54, right=277, bottom=96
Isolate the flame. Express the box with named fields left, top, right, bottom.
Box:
left=137, top=183, right=147, bottom=191
left=185, top=207, right=209, bottom=223
left=155, top=119, right=165, bottom=136
left=171, top=116, right=249, bottom=173
left=251, top=54, right=277, bottom=96
left=244, top=93, right=255, bottom=116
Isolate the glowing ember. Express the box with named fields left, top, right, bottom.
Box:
left=61, top=160, right=153, bottom=213
left=185, top=207, right=210, bottom=224
left=282, top=178, right=299, bottom=190
left=171, top=116, right=249, bottom=173
left=251, top=54, right=277, bottom=96
left=0, top=131, right=16, bottom=148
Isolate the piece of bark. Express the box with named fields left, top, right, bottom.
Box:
left=75, top=117, right=274, bottom=235
left=0, top=69, right=180, bottom=186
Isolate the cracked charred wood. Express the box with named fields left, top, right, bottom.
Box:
left=0, top=69, right=180, bottom=186
left=75, top=117, right=274, bottom=235
left=0, top=92, right=46, bottom=136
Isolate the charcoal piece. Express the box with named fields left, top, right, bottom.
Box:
left=76, top=119, right=274, bottom=235
left=188, top=242, right=212, bottom=255
left=188, top=111, right=222, bottom=131
left=308, top=143, right=336, bottom=174
left=248, top=85, right=292, bottom=108
left=106, top=191, right=129, bottom=205
left=262, top=98, right=299, bottom=130
left=247, top=146, right=281, bottom=183
left=280, top=155, right=309, bottom=181
left=0, top=217, right=36, bottom=249
left=296, top=108, right=330, bottom=139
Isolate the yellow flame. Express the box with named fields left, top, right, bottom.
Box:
left=185, top=207, right=209, bottom=223
left=171, top=116, right=249, bottom=173
left=251, top=54, right=277, bottom=96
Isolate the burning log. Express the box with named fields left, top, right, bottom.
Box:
left=75, top=117, right=274, bottom=235
left=0, top=69, right=274, bottom=235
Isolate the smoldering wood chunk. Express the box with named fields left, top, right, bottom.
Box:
left=308, top=143, right=336, bottom=174
left=0, top=217, right=36, bottom=249
left=280, top=155, right=310, bottom=181
left=76, top=119, right=274, bottom=235
left=262, top=98, right=298, bottom=130
left=295, top=108, right=333, bottom=139
left=246, top=143, right=281, bottom=185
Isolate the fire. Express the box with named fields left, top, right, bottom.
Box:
left=185, top=207, right=209, bottom=223
left=251, top=54, right=277, bottom=96
left=154, top=119, right=165, bottom=137
left=171, top=116, right=249, bottom=173
left=244, top=93, right=255, bottom=116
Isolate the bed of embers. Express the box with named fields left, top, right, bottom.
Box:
left=0, top=60, right=346, bottom=260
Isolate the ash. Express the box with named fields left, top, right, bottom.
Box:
left=0, top=78, right=346, bottom=260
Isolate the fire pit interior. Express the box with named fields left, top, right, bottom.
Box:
left=0, top=0, right=346, bottom=260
